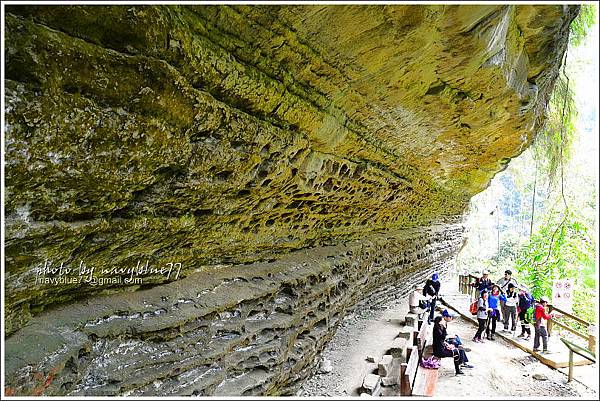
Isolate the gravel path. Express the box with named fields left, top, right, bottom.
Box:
left=298, top=296, right=598, bottom=398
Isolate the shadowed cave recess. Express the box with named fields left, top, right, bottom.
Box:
left=3, top=4, right=578, bottom=396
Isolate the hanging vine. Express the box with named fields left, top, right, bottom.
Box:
left=526, top=0, right=592, bottom=261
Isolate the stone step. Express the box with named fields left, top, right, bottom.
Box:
left=397, top=325, right=415, bottom=341
left=361, top=373, right=381, bottom=396
left=390, top=337, right=408, bottom=358
left=405, top=313, right=420, bottom=328
left=377, top=354, right=394, bottom=376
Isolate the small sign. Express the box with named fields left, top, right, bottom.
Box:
left=552, top=279, right=573, bottom=312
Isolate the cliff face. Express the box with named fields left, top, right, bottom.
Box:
left=4, top=4, right=576, bottom=396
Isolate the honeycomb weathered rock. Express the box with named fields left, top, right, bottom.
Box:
left=3, top=4, right=577, bottom=395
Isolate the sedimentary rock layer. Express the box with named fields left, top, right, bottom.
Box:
left=4, top=4, right=576, bottom=395
left=5, top=225, right=462, bottom=396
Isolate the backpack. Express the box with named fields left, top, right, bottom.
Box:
left=420, top=356, right=441, bottom=369
left=469, top=299, right=478, bottom=315
left=526, top=294, right=535, bottom=309
left=526, top=306, right=535, bottom=324
left=530, top=304, right=540, bottom=327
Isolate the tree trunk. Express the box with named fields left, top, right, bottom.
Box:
left=529, top=159, right=537, bottom=239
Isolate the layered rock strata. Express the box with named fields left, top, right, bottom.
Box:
left=4, top=4, right=576, bottom=395
left=5, top=225, right=462, bottom=396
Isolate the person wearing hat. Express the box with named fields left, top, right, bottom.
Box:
left=504, top=283, right=519, bottom=334
left=408, top=283, right=428, bottom=316
left=473, top=288, right=492, bottom=343
left=533, top=296, right=556, bottom=353
left=441, top=310, right=472, bottom=353
left=496, top=270, right=519, bottom=331
left=433, top=309, right=474, bottom=375
left=423, top=273, right=441, bottom=324
left=474, top=270, right=493, bottom=293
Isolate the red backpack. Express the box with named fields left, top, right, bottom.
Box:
left=469, top=299, right=478, bottom=315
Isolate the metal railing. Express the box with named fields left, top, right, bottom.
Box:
left=458, top=274, right=596, bottom=354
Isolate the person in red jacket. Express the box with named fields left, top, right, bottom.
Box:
left=532, top=296, right=556, bottom=353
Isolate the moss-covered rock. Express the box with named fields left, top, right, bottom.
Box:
left=4, top=4, right=576, bottom=395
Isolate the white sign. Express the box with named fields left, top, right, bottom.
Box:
left=552, top=279, right=573, bottom=312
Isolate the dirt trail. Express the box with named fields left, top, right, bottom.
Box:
left=298, top=296, right=598, bottom=398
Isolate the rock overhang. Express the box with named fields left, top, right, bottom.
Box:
left=3, top=4, right=578, bottom=395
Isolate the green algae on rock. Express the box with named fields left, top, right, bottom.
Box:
left=4, top=4, right=577, bottom=395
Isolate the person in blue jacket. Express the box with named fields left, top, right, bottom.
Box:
left=485, top=285, right=501, bottom=340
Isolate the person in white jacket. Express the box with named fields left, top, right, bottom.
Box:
left=409, top=284, right=427, bottom=317
left=503, top=283, right=519, bottom=333
left=495, top=270, right=519, bottom=330
left=473, top=289, right=492, bottom=343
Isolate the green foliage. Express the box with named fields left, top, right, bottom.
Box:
left=570, top=4, right=597, bottom=47
left=458, top=3, right=597, bottom=335
left=491, top=235, right=521, bottom=265
left=532, top=74, right=577, bottom=187
left=532, top=3, right=596, bottom=188
left=514, top=209, right=596, bottom=313
left=572, top=287, right=597, bottom=326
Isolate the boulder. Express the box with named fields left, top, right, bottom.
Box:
left=397, top=326, right=415, bottom=341
left=319, top=358, right=333, bottom=374
left=405, top=313, right=420, bottom=328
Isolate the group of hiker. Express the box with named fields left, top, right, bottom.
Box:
left=471, top=269, right=556, bottom=354
left=407, top=270, right=558, bottom=376
left=409, top=274, right=473, bottom=375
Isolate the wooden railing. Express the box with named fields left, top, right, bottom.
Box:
left=560, top=338, right=596, bottom=382
left=458, top=273, right=479, bottom=299
left=457, top=274, right=596, bottom=354
left=548, top=304, right=596, bottom=354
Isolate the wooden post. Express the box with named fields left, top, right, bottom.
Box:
left=400, top=363, right=409, bottom=395
left=469, top=275, right=477, bottom=300
left=568, top=350, right=573, bottom=382
left=588, top=325, right=596, bottom=354
left=547, top=305, right=553, bottom=336
left=400, top=347, right=413, bottom=396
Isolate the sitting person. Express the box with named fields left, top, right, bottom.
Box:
left=408, top=283, right=428, bottom=317
left=433, top=310, right=474, bottom=375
